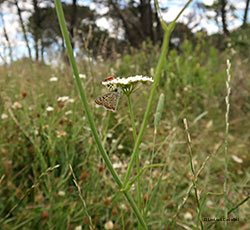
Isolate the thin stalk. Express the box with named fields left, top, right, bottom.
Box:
left=123, top=164, right=165, bottom=192
left=224, top=59, right=231, bottom=224
left=127, top=95, right=137, bottom=141
left=69, top=165, right=94, bottom=230
left=54, top=1, right=147, bottom=229
left=183, top=118, right=203, bottom=230
left=173, top=0, right=193, bottom=23
left=127, top=94, right=141, bottom=230
left=145, top=130, right=156, bottom=210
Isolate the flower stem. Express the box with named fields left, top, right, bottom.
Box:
left=127, top=94, right=142, bottom=228
left=123, top=22, right=175, bottom=188
left=127, top=95, right=137, bottom=141
left=54, top=1, right=147, bottom=229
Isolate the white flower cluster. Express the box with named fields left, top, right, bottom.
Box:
left=57, top=96, right=75, bottom=103
left=102, top=75, right=153, bottom=86
left=49, top=76, right=58, bottom=82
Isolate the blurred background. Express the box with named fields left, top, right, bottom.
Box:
left=0, top=0, right=249, bottom=64
left=0, top=1, right=249, bottom=230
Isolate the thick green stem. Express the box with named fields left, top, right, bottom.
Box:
left=54, top=1, right=147, bottom=229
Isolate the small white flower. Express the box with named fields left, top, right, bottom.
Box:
left=34, top=129, right=39, bottom=136
left=83, top=126, right=91, bottom=131
left=102, top=75, right=153, bottom=95
left=102, top=75, right=153, bottom=86
left=82, top=116, right=86, bottom=121
left=113, top=162, right=123, bottom=169
left=206, top=200, right=213, bottom=207
left=12, top=101, right=22, bottom=109
left=56, top=130, right=67, bottom=137
left=232, top=155, right=243, bottom=164
left=118, top=144, right=123, bottom=150
left=65, top=110, right=72, bottom=115
left=104, top=220, right=114, bottom=229
left=74, top=74, right=86, bottom=79
left=58, top=191, right=65, bottom=196
left=57, top=96, right=69, bottom=102
left=49, top=77, right=58, bottom=82
left=46, top=106, right=54, bottom=112
left=1, top=113, right=8, bottom=119
left=184, top=212, right=193, bottom=220
left=68, top=98, right=75, bottom=103
left=107, top=133, right=113, bottom=138
left=79, top=74, right=86, bottom=79
left=75, top=226, right=82, bottom=230
left=120, top=204, right=127, bottom=210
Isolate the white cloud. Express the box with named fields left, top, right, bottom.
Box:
left=202, top=0, right=215, bottom=6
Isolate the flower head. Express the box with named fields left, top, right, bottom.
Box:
left=1, top=113, right=8, bottom=119
left=79, top=74, right=86, bottom=79
left=56, top=129, right=67, bottom=138
left=104, top=220, right=114, bottom=229
left=57, top=96, right=69, bottom=102
left=102, top=75, right=153, bottom=95
left=46, top=106, right=54, bottom=112
left=49, top=76, right=58, bottom=82
left=12, top=101, right=22, bottom=109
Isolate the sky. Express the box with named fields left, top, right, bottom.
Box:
left=0, top=0, right=249, bottom=64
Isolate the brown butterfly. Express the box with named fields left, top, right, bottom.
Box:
left=95, top=88, right=120, bottom=112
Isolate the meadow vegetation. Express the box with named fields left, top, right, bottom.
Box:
left=0, top=22, right=250, bottom=230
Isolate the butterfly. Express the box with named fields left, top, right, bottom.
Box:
left=95, top=88, right=120, bottom=112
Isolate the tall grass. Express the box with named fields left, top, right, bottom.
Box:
left=0, top=1, right=249, bottom=229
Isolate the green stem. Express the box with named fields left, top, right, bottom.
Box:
left=123, top=164, right=166, bottom=192
left=183, top=118, right=203, bottom=229
left=127, top=95, right=141, bottom=208
left=127, top=94, right=137, bottom=141
left=54, top=1, right=147, bottom=229
left=145, top=129, right=156, bottom=214
left=123, top=22, right=175, bottom=188
left=127, top=94, right=141, bottom=230
left=173, top=0, right=193, bottom=23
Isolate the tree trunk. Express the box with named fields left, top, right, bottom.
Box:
left=110, top=1, right=143, bottom=47
left=242, top=0, right=250, bottom=27
left=40, top=39, right=44, bottom=62
left=32, top=0, right=41, bottom=61
left=69, top=0, right=77, bottom=50
left=14, top=0, right=32, bottom=59
left=221, top=0, right=229, bottom=35
left=0, top=11, right=13, bottom=62
left=140, top=0, right=154, bottom=42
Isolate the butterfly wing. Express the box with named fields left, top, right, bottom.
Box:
left=95, top=89, right=120, bottom=112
